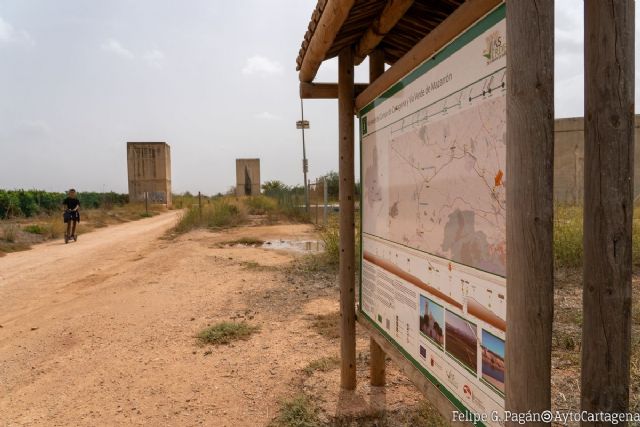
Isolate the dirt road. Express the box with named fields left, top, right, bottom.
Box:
left=0, top=212, right=424, bottom=426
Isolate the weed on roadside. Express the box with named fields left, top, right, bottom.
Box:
left=269, top=395, right=321, bottom=427
left=302, top=357, right=340, bottom=376
left=196, top=321, right=260, bottom=345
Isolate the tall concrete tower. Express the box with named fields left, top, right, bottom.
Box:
left=235, top=158, right=261, bottom=196
left=127, top=142, right=172, bottom=207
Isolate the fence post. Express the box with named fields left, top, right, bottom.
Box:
left=323, top=177, right=328, bottom=226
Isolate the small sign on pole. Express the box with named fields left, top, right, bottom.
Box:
left=296, top=120, right=310, bottom=129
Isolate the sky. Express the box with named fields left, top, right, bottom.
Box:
left=0, top=1, right=638, bottom=195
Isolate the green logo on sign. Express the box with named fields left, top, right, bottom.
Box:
left=361, top=116, right=368, bottom=135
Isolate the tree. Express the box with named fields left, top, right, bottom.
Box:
left=261, top=180, right=289, bottom=197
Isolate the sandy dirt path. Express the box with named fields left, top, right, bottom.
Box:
left=0, top=212, right=422, bottom=427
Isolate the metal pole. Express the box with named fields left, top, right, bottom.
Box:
left=301, top=99, right=310, bottom=213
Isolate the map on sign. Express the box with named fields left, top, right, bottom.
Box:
left=360, top=5, right=507, bottom=424
left=364, top=69, right=506, bottom=277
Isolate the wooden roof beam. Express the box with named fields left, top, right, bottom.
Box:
left=300, top=82, right=369, bottom=99
left=356, top=0, right=502, bottom=111
left=354, top=0, right=415, bottom=65
left=299, top=0, right=356, bottom=83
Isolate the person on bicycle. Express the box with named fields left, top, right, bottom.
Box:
left=62, top=189, right=80, bottom=242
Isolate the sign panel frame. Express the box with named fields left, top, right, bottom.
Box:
left=358, top=4, right=507, bottom=426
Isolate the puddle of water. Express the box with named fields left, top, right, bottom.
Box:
left=261, top=240, right=325, bottom=253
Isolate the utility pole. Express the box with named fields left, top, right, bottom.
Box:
left=297, top=100, right=310, bottom=213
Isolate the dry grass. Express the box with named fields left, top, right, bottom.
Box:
left=196, top=321, right=260, bottom=346
left=269, top=395, right=320, bottom=427
left=311, top=312, right=340, bottom=340
left=174, top=198, right=246, bottom=234
left=302, top=356, right=340, bottom=376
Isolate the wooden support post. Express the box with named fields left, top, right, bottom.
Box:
left=338, top=46, right=356, bottom=390
left=581, top=0, right=634, bottom=416
left=369, top=50, right=385, bottom=84
left=505, top=0, right=554, bottom=421
left=367, top=48, right=386, bottom=387
left=370, top=338, right=386, bottom=387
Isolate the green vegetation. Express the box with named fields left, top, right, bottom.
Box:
left=554, top=204, right=640, bottom=268
left=269, top=395, right=320, bottom=427
left=319, top=219, right=339, bottom=266
left=302, top=356, right=340, bottom=376
left=0, top=189, right=128, bottom=219
left=196, top=321, right=260, bottom=345
left=23, top=224, right=46, bottom=234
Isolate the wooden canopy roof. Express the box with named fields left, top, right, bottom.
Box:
left=296, top=0, right=465, bottom=82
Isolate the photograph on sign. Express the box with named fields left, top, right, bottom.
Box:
left=359, top=4, right=506, bottom=424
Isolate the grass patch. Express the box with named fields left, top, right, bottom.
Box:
left=554, top=204, right=640, bottom=268
left=174, top=198, right=245, bottom=234
left=311, top=312, right=340, bottom=340
left=0, top=241, right=31, bottom=253
left=244, top=195, right=277, bottom=215
left=196, top=321, right=259, bottom=345
left=302, top=356, right=340, bottom=376
left=221, top=237, right=264, bottom=246
left=23, top=224, right=46, bottom=234
left=240, top=261, right=276, bottom=271
left=269, top=395, right=320, bottom=427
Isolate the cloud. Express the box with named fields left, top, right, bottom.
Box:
left=254, top=111, right=281, bottom=120
left=143, top=48, right=165, bottom=68
left=242, top=55, right=283, bottom=76
left=0, top=15, right=34, bottom=45
left=101, top=38, right=134, bottom=59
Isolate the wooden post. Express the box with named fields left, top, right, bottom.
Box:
left=505, top=0, right=555, bottom=421
left=338, top=46, right=356, bottom=390
left=315, top=178, right=319, bottom=225
left=581, top=0, right=634, bottom=416
left=323, top=176, right=328, bottom=226
left=368, top=48, right=386, bottom=387
left=198, top=191, right=202, bottom=220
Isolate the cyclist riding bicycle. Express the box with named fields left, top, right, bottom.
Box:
left=62, top=189, right=80, bottom=243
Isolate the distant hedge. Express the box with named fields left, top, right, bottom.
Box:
left=0, top=190, right=128, bottom=218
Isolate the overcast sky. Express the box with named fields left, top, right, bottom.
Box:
left=0, top=1, right=638, bottom=194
